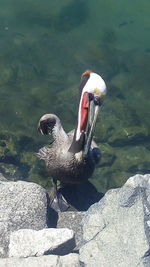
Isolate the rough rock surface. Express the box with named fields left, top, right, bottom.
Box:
left=0, top=253, right=80, bottom=267
left=1, top=173, right=150, bottom=267
left=0, top=180, right=48, bottom=257
left=57, top=211, right=85, bottom=249
left=9, top=228, right=75, bottom=257
left=80, top=174, right=150, bottom=267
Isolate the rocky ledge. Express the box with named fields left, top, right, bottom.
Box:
left=0, top=173, right=150, bottom=267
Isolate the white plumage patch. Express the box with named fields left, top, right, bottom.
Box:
left=76, top=72, right=106, bottom=141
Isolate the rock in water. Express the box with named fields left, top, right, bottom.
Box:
left=9, top=228, right=75, bottom=257
left=0, top=181, right=48, bottom=257
left=0, top=172, right=8, bottom=182
left=79, top=174, right=150, bottom=267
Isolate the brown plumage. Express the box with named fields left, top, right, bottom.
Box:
left=36, top=70, right=106, bottom=191
left=36, top=114, right=100, bottom=184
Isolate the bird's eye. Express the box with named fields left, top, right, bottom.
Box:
left=89, top=93, right=94, bottom=101
left=47, top=118, right=56, bottom=128
left=94, top=95, right=102, bottom=106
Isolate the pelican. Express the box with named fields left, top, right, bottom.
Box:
left=36, top=70, right=106, bottom=210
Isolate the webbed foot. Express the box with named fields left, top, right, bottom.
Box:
left=50, top=191, right=70, bottom=212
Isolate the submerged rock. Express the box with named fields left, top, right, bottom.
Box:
left=0, top=172, right=7, bottom=182
left=55, top=1, right=88, bottom=32
left=98, top=143, right=116, bottom=167
left=0, top=132, right=18, bottom=160
left=0, top=163, right=21, bottom=181
left=108, top=125, right=149, bottom=146
left=112, top=145, right=150, bottom=173
left=79, top=174, right=150, bottom=267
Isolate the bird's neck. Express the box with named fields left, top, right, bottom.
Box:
left=52, top=125, right=68, bottom=144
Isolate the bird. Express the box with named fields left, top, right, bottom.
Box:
left=36, top=70, right=106, bottom=211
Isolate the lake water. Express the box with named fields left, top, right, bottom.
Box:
left=0, top=0, right=150, bottom=192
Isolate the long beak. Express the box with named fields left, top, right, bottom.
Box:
left=83, top=100, right=100, bottom=157
left=69, top=93, right=100, bottom=156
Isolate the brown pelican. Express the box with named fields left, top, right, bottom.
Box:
left=36, top=70, right=106, bottom=210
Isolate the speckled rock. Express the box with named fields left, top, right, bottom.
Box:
left=0, top=181, right=48, bottom=257
left=57, top=211, right=85, bottom=249
left=79, top=174, right=150, bottom=267
left=0, top=253, right=80, bottom=267
left=9, top=228, right=75, bottom=257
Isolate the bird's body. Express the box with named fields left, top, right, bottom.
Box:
left=37, top=117, right=100, bottom=184
left=36, top=70, right=106, bottom=209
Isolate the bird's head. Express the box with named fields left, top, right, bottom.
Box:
left=69, top=70, right=107, bottom=158
left=37, top=114, right=60, bottom=135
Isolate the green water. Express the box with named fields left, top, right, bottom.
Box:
left=0, top=0, right=150, bottom=192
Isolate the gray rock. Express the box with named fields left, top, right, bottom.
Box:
left=9, top=228, right=75, bottom=257
left=0, top=181, right=48, bottom=257
left=57, top=211, right=85, bottom=249
left=80, top=174, right=150, bottom=267
left=58, top=253, right=80, bottom=267
left=0, top=253, right=79, bottom=267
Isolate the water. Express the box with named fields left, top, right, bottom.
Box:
left=0, top=0, right=149, bottom=192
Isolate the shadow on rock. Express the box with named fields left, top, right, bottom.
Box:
left=54, top=181, right=104, bottom=212
left=46, top=193, right=58, bottom=227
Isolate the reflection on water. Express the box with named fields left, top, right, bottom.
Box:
left=0, top=0, right=150, bottom=192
